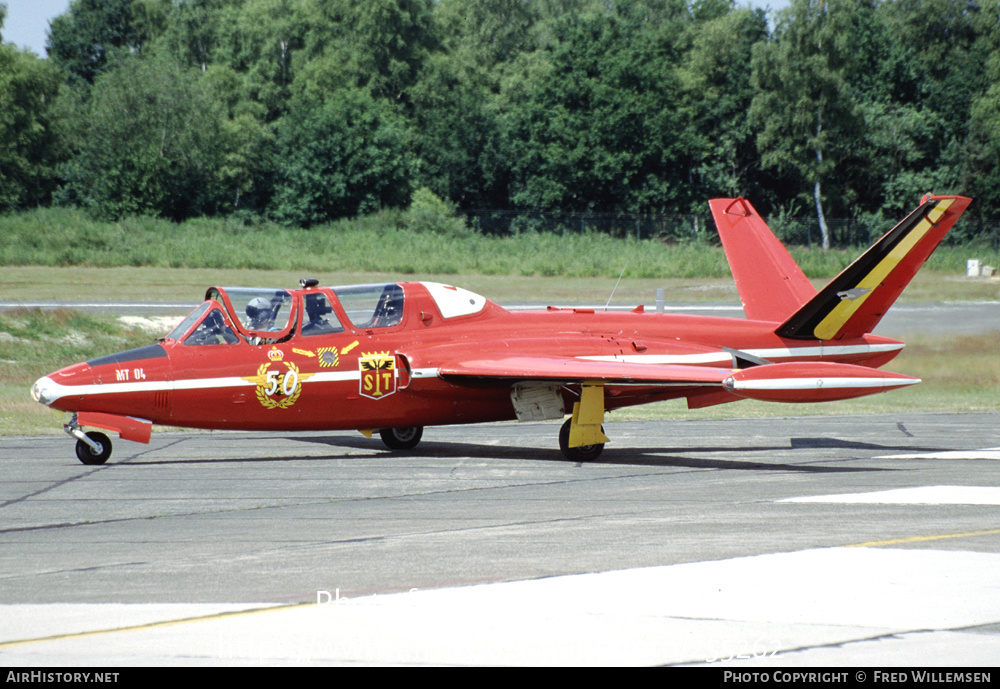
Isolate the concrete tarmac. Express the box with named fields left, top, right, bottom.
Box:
left=2, top=412, right=999, bottom=665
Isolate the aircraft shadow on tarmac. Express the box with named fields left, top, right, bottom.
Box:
left=282, top=435, right=944, bottom=473
left=111, top=434, right=943, bottom=472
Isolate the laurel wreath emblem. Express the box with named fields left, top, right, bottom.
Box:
left=252, top=362, right=304, bottom=410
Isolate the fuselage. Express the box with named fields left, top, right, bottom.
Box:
left=31, top=281, right=905, bottom=433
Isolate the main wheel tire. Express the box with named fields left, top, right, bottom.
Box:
left=379, top=426, right=423, bottom=450
left=558, top=418, right=604, bottom=461
left=75, top=431, right=112, bottom=465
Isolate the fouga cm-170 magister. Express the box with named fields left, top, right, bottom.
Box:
left=32, top=195, right=971, bottom=464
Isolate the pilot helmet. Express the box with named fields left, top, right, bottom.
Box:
left=246, top=297, right=271, bottom=322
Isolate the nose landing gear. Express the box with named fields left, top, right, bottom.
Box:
left=75, top=432, right=113, bottom=465
left=65, top=415, right=113, bottom=465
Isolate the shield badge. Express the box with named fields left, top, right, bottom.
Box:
left=359, top=352, right=396, bottom=399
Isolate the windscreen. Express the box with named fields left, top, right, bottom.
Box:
left=165, top=303, right=211, bottom=342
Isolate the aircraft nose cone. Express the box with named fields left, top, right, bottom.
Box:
left=30, top=362, right=93, bottom=409
left=31, top=376, right=55, bottom=406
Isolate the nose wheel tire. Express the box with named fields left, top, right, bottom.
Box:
left=75, top=431, right=112, bottom=465
left=559, top=418, right=605, bottom=461
left=379, top=426, right=423, bottom=450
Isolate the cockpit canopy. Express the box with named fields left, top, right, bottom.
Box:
left=164, top=282, right=488, bottom=346
left=335, top=283, right=404, bottom=329
left=214, top=287, right=295, bottom=335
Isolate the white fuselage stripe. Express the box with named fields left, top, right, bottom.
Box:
left=36, top=341, right=904, bottom=406
left=36, top=367, right=445, bottom=405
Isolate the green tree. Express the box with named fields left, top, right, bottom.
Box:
left=871, top=0, right=985, bottom=216
left=294, top=0, right=437, bottom=105
left=499, top=3, right=694, bottom=213
left=211, top=0, right=306, bottom=123
left=0, top=33, right=64, bottom=210
left=47, top=0, right=144, bottom=84
left=750, top=0, right=865, bottom=248
left=407, top=0, right=549, bottom=209
left=967, top=0, right=1000, bottom=212
left=433, top=0, right=537, bottom=73
left=149, top=0, right=233, bottom=72
left=410, top=51, right=508, bottom=208
left=59, top=53, right=229, bottom=219
left=883, top=0, right=984, bottom=129
left=269, top=88, right=415, bottom=226
left=675, top=6, right=769, bottom=201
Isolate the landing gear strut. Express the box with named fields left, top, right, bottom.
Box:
left=558, top=382, right=609, bottom=461
left=559, top=418, right=604, bottom=461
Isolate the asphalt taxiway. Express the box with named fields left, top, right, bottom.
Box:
left=2, top=412, right=999, bottom=665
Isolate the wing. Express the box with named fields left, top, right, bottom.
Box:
left=430, top=354, right=918, bottom=406
left=434, top=355, right=740, bottom=423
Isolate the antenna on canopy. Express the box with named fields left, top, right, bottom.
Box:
left=605, top=260, right=629, bottom=311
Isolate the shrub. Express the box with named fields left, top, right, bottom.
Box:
left=402, top=187, right=471, bottom=238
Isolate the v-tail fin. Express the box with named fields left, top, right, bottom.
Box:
left=709, top=198, right=816, bottom=322
left=777, top=195, right=972, bottom=341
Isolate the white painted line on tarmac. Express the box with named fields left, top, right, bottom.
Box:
left=780, top=485, right=1000, bottom=505
left=0, top=302, right=196, bottom=309
left=874, top=447, right=1000, bottom=460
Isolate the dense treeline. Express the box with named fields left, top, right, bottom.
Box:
left=1, top=0, right=998, bottom=244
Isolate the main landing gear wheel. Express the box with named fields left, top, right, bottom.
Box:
left=75, top=431, right=112, bottom=465
left=379, top=426, right=423, bottom=450
left=558, top=418, right=604, bottom=462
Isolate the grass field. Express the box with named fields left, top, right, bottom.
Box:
left=1, top=308, right=152, bottom=436
left=3, top=206, right=999, bottom=280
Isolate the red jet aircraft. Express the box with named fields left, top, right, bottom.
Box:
left=32, top=195, right=971, bottom=464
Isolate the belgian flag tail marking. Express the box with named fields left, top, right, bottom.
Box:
left=776, top=195, right=972, bottom=341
